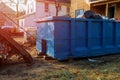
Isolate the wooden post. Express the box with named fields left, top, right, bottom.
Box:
left=55, top=0, right=59, bottom=16
left=105, top=3, right=108, bottom=17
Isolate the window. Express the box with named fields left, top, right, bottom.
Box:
left=45, top=3, right=48, bottom=12
left=75, top=9, right=84, bottom=18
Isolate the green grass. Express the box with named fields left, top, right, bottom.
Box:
left=1, top=43, right=120, bottom=80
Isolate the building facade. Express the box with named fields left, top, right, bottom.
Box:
left=18, top=0, right=70, bottom=42
left=91, top=0, right=120, bottom=19
left=70, top=0, right=90, bottom=18
left=71, top=0, right=120, bottom=19
left=0, top=2, right=16, bottom=27
left=19, top=0, right=70, bottom=28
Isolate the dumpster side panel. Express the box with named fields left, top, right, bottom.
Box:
left=71, top=19, right=120, bottom=58
left=46, top=22, right=55, bottom=57
left=36, top=22, right=55, bottom=57
left=36, top=17, right=120, bottom=60
left=103, top=22, right=115, bottom=48
left=88, top=21, right=102, bottom=49
left=116, top=22, right=120, bottom=47
left=54, top=21, right=70, bottom=60
left=36, top=17, right=71, bottom=60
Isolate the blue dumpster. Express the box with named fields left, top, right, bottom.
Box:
left=36, top=16, right=71, bottom=60
left=36, top=16, right=120, bottom=60
left=71, top=18, right=120, bottom=58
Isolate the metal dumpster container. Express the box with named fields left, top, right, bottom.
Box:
left=36, top=16, right=71, bottom=60
left=36, top=16, right=120, bottom=60
left=71, top=18, right=120, bottom=58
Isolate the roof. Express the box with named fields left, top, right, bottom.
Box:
left=36, top=0, right=70, bottom=4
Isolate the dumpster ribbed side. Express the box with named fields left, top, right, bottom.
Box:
left=36, top=17, right=120, bottom=60
left=54, top=21, right=71, bottom=60
left=71, top=19, right=120, bottom=58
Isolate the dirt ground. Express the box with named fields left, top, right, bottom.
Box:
left=0, top=37, right=120, bottom=80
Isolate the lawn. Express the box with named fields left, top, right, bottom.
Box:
left=0, top=37, right=120, bottom=80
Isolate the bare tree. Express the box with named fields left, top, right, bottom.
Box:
left=1, top=0, right=27, bottom=30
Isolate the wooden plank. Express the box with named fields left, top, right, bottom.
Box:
left=105, top=3, right=108, bottom=16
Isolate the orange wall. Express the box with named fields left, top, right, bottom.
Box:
left=115, top=3, right=120, bottom=19
left=70, top=0, right=90, bottom=17
left=91, top=5, right=106, bottom=16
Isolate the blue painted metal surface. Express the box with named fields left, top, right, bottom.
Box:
left=36, top=16, right=120, bottom=60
